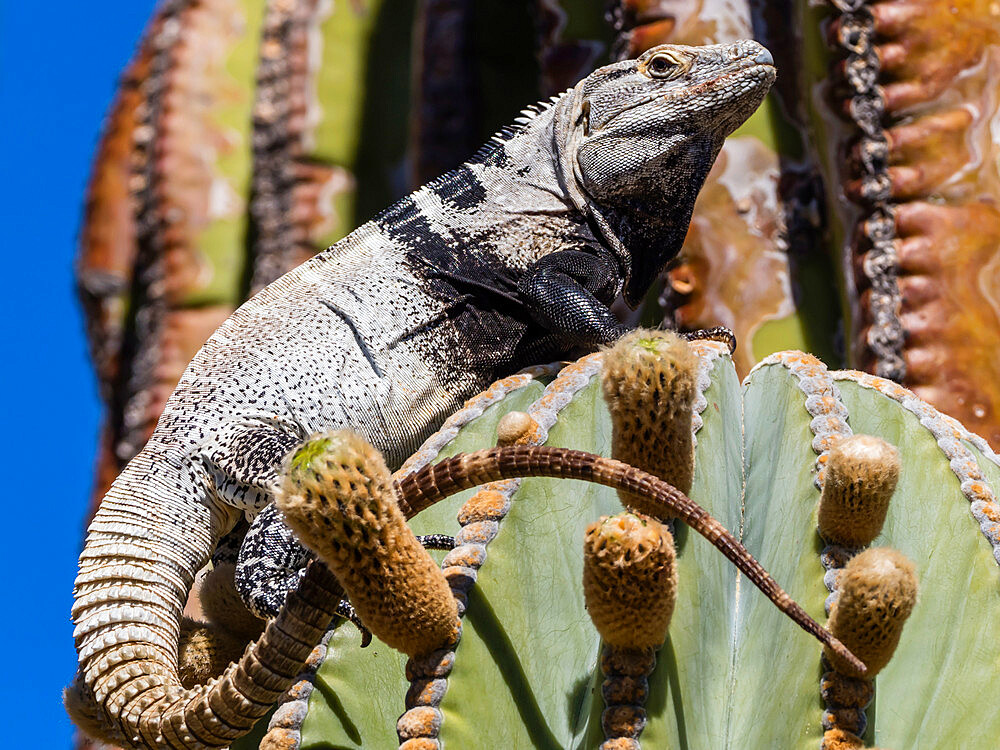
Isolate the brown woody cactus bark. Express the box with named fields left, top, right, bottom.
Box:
left=813, top=0, right=1000, bottom=448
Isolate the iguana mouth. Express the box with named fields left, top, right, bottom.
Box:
left=596, top=61, right=776, bottom=132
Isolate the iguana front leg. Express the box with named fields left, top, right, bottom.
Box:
left=518, top=247, right=628, bottom=346
left=235, top=502, right=456, bottom=621
left=234, top=503, right=312, bottom=619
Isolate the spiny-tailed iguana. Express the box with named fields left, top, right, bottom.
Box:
left=71, top=41, right=775, bottom=748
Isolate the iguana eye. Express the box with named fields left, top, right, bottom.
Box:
left=645, top=52, right=684, bottom=79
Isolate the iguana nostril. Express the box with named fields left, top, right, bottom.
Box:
left=754, top=47, right=775, bottom=66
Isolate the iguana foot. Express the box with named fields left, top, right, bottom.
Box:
left=416, top=533, right=457, bottom=550
left=681, top=326, right=736, bottom=354
left=336, top=599, right=373, bottom=647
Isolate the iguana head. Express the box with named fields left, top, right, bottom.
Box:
left=560, top=41, right=776, bottom=307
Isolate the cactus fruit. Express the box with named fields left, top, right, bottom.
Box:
left=601, top=329, right=698, bottom=514
left=176, top=618, right=251, bottom=688
left=825, top=548, right=918, bottom=679
left=818, top=435, right=900, bottom=548
left=583, top=513, right=677, bottom=650
left=583, top=512, right=677, bottom=747
left=277, top=432, right=460, bottom=658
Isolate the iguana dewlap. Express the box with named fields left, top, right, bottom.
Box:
left=70, top=41, right=775, bottom=748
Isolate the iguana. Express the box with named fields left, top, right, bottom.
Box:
left=70, top=41, right=776, bottom=748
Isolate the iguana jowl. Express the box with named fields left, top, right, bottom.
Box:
left=71, top=42, right=775, bottom=748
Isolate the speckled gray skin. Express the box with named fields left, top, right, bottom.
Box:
left=70, top=42, right=774, bottom=748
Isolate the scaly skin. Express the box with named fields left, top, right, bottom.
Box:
left=70, top=42, right=774, bottom=748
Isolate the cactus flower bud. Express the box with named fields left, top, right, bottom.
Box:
left=583, top=513, right=678, bottom=650
left=818, top=435, right=900, bottom=548
left=278, top=432, right=459, bottom=657
left=825, top=547, right=918, bottom=678
left=602, top=329, right=698, bottom=516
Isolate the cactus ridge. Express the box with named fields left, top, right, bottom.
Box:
left=397, top=355, right=603, bottom=748
left=760, top=351, right=906, bottom=744
left=833, top=369, right=1000, bottom=566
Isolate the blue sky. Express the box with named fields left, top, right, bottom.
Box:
left=0, top=1, right=157, bottom=745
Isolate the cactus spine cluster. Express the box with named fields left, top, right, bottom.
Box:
left=602, top=330, right=698, bottom=515
left=277, top=432, right=460, bottom=658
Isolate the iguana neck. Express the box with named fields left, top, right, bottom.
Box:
left=314, top=94, right=597, bottom=274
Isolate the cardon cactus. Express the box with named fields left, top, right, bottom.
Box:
left=226, top=338, right=1000, bottom=749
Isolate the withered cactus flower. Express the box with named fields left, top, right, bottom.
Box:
left=584, top=512, right=677, bottom=747
left=175, top=618, right=251, bottom=688
left=277, top=432, right=461, bottom=658
left=825, top=547, right=918, bottom=679
left=583, top=512, right=678, bottom=650
left=818, top=434, right=900, bottom=547
left=601, top=329, right=698, bottom=514
left=494, top=409, right=539, bottom=446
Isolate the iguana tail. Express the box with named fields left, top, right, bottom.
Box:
left=69, top=445, right=343, bottom=749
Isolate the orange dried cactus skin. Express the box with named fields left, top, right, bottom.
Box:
left=817, top=434, right=900, bottom=547
left=815, top=0, right=1000, bottom=449
left=824, top=547, right=918, bottom=679
left=602, top=329, right=698, bottom=513
left=277, top=432, right=460, bottom=659
left=582, top=513, right=678, bottom=650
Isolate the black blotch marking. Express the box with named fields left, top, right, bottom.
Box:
left=599, top=67, right=631, bottom=82
left=378, top=197, right=441, bottom=251
left=374, top=195, right=420, bottom=227
left=319, top=299, right=384, bottom=378
left=470, top=141, right=509, bottom=168
left=432, top=165, right=487, bottom=210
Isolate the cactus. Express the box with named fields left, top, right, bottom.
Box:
left=223, top=341, right=1000, bottom=748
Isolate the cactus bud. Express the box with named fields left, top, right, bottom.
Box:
left=176, top=617, right=248, bottom=687
left=277, top=432, right=459, bottom=657
left=601, top=329, right=697, bottom=515
left=583, top=513, right=677, bottom=650
left=825, top=547, right=918, bottom=678
left=818, top=435, right=900, bottom=547
left=820, top=728, right=864, bottom=750
left=496, top=410, right=539, bottom=445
